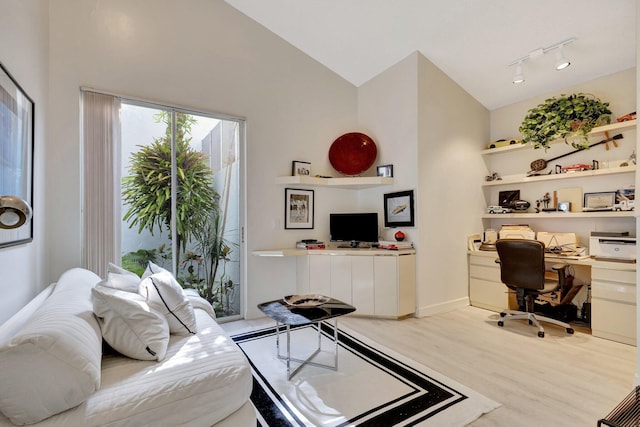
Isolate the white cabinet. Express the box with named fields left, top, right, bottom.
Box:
left=468, top=253, right=513, bottom=312
left=296, top=250, right=416, bottom=318
left=591, top=264, right=636, bottom=346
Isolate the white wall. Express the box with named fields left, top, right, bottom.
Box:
left=415, top=54, right=490, bottom=316
left=0, top=0, right=49, bottom=324
left=47, top=0, right=358, bottom=319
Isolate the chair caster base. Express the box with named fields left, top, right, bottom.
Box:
left=538, top=331, right=545, bottom=338
left=499, top=312, right=507, bottom=318
left=566, top=328, right=574, bottom=334
left=498, top=321, right=504, bottom=327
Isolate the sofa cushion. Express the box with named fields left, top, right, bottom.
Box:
left=0, top=268, right=102, bottom=425
left=139, top=270, right=197, bottom=335
left=92, top=285, right=170, bottom=361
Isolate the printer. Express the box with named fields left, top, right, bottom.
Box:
left=589, top=232, right=636, bottom=261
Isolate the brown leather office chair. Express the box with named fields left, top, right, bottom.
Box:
left=495, top=238, right=575, bottom=338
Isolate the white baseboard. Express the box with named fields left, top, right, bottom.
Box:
left=416, top=297, right=469, bottom=317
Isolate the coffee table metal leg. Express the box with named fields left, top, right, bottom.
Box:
left=276, top=320, right=340, bottom=380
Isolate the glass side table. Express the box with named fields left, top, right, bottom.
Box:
left=257, top=297, right=356, bottom=379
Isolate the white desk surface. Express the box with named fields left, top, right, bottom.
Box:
left=254, top=247, right=416, bottom=257
left=468, top=249, right=636, bottom=271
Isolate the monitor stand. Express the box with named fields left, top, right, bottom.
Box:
left=337, top=241, right=360, bottom=249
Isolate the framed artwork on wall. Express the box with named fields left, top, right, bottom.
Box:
left=291, top=160, right=311, bottom=176
left=376, top=164, right=393, bottom=177
left=285, top=188, right=314, bottom=229
left=383, top=190, right=415, bottom=227
left=0, top=62, right=34, bottom=248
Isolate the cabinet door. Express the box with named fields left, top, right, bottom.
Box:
left=331, top=256, right=352, bottom=304
left=374, top=256, right=397, bottom=317
left=308, top=255, right=331, bottom=296
left=352, top=256, right=374, bottom=315
left=397, top=254, right=416, bottom=316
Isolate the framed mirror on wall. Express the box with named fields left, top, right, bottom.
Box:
left=0, top=62, right=34, bottom=248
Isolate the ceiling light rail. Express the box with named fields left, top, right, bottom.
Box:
left=509, top=38, right=575, bottom=84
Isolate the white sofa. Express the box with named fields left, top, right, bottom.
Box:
left=0, top=268, right=255, bottom=426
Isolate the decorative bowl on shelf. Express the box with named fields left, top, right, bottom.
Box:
left=329, top=132, right=377, bottom=176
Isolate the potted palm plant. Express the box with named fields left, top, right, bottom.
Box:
left=519, top=93, right=611, bottom=150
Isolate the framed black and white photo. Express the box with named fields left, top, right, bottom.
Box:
left=384, top=190, right=414, bottom=227
left=376, top=164, right=393, bottom=177
left=285, top=188, right=314, bottom=229
left=0, top=62, right=34, bottom=248
left=291, top=160, right=311, bottom=176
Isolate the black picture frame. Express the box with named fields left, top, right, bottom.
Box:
left=285, top=188, right=314, bottom=229
left=376, top=164, right=393, bottom=177
left=0, top=62, right=34, bottom=248
left=384, top=190, right=414, bottom=227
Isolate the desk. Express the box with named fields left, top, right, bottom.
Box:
left=468, top=250, right=636, bottom=345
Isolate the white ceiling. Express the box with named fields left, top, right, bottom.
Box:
left=225, top=0, right=636, bottom=110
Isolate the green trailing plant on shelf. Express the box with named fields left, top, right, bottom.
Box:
left=519, top=93, right=612, bottom=150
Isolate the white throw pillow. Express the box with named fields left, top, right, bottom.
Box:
left=0, top=268, right=102, bottom=425
left=92, top=285, right=169, bottom=361
left=139, top=270, right=197, bottom=335
left=100, top=262, right=140, bottom=293
left=141, top=260, right=168, bottom=280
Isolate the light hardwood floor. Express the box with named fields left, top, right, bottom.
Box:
left=224, top=306, right=636, bottom=427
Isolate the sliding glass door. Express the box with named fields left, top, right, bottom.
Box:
left=119, top=102, right=242, bottom=320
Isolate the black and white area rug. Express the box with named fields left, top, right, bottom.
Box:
left=231, top=323, right=500, bottom=426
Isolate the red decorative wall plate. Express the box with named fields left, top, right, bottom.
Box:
left=328, top=132, right=377, bottom=176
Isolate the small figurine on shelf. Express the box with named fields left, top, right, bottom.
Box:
left=485, top=172, right=501, bottom=182
left=394, top=230, right=406, bottom=242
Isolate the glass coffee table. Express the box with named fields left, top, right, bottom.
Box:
left=257, top=296, right=356, bottom=379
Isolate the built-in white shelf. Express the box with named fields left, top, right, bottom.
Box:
left=481, top=120, right=636, bottom=156
left=482, top=211, right=636, bottom=220
left=275, top=175, right=394, bottom=189
left=482, top=165, right=636, bottom=187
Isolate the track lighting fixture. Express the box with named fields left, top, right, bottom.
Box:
left=512, top=62, right=525, bottom=84
left=555, top=45, right=570, bottom=70
left=509, top=38, right=575, bottom=83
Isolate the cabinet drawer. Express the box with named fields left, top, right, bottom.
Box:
left=591, top=298, right=636, bottom=346
left=469, top=264, right=501, bottom=282
left=591, top=268, right=636, bottom=284
left=469, top=254, right=500, bottom=268
left=469, top=277, right=509, bottom=312
left=591, top=280, right=636, bottom=304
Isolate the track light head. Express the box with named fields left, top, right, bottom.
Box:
left=555, top=46, right=570, bottom=70
left=512, top=63, right=525, bottom=84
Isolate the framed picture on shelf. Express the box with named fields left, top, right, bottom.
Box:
left=285, top=188, right=314, bottom=229
left=383, top=190, right=414, bottom=227
left=376, top=164, right=393, bottom=177
left=291, top=161, right=311, bottom=176
left=0, top=62, right=34, bottom=248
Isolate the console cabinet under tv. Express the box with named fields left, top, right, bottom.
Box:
left=295, top=250, right=416, bottom=319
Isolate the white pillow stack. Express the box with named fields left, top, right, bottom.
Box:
left=92, top=285, right=169, bottom=361
left=92, top=262, right=197, bottom=362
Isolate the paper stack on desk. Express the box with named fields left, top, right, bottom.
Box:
left=378, top=240, right=413, bottom=250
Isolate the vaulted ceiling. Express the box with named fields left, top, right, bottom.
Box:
left=226, top=0, right=636, bottom=110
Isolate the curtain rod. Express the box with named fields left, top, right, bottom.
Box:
left=80, top=86, right=246, bottom=122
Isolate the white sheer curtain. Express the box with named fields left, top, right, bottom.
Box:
left=81, top=90, right=121, bottom=277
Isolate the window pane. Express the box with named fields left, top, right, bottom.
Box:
left=120, top=103, right=241, bottom=319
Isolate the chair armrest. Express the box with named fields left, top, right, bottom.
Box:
left=551, top=263, right=569, bottom=272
